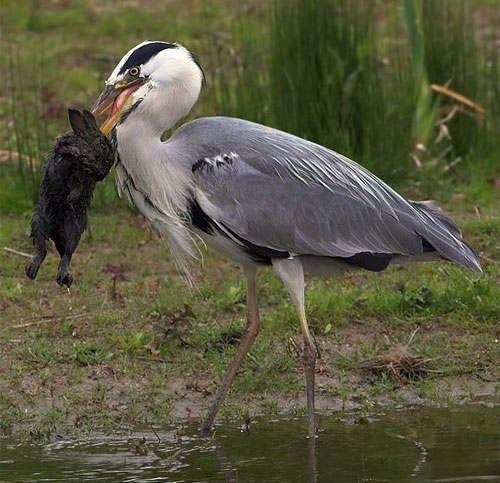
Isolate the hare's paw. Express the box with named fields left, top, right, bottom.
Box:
left=57, top=268, right=73, bottom=287
left=25, top=258, right=40, bottom=280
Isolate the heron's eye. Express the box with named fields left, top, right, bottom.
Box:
left=129, top=67, right=140, bottom=76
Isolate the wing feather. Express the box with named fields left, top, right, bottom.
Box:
left=171, top=117, right=480, bottom=272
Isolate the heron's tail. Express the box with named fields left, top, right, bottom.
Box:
left=411, top=200, right=482, bottom=273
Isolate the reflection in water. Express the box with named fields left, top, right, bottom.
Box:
left=211, top=426, right=318, bottom=483
left=0, top=406, right=498, bottom=482
left=308, top=434, right=317, bottom=483
left=214, top=444, right=239, bottom=482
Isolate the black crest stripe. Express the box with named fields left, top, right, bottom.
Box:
left=119, top=42, right=176, bottom=74
left=189, top=51, right=205, bottom=83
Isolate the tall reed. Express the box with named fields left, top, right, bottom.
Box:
left=1, top=45, right=122, bottom=214
left=268, top=0, right=415, bottom=178
left=214, top=0, right=500, bottom=183
left=212, top=13, right=271, bottom=125
left=421, top=1, right=479, bottom=156
left=1, top=47, right=49, bottom=213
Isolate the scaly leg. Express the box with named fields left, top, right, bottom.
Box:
left=273, top=258, right=317, bottom=439
left=201, top=265, right=260, bottom=434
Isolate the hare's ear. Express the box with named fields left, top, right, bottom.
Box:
left=82, top=110, right=99, bottom=131
left=68, top=109, right=86, bottom=136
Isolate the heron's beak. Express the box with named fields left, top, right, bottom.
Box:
left=91, top=80, right=143, bottom=135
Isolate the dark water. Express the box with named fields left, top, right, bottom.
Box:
left=0, top=406, right=498, bottom=482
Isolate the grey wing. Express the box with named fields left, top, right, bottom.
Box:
left=180, top=117, right=480, bottom=272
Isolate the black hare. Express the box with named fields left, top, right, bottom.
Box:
left=25, top=109, right=114, bottom=287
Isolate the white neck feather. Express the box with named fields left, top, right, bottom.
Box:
left=113, top=64, right=202, bottom=279
left=127, top=79, right=200, bottom=138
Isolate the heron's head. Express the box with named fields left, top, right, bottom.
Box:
left=92, top=41, right=204, bottom=135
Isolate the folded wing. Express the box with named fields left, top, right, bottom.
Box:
left=175, top=117, right=481, bottom=272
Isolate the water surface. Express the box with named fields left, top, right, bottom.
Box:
left=0, top=406, right=498, bottom=482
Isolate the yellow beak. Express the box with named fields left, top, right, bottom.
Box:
left=92, top=80, right=143, bottom=135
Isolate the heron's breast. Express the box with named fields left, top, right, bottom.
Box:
left=193, top=228, right=256, bottom=265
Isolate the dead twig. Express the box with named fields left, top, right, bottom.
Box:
left=430, top=84, right=485, bottom=114
left=134, top=355, right=169, bottom=363
left=406, top=327, right=419, bottom=347
left=443, top=156, right=462, bottom=173
left=151, top=425, right=161, bottom=443
left=436, top=105, right=459, bottom=126
left=7, top=312, right=89, bottom=330
left=3, top=246, right=32, bottom=258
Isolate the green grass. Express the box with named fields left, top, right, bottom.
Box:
left=0, top=201, right=498, bottom=439
left=0, top=0, right=498, bottom=440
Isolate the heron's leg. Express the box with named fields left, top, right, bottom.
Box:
left=272, top=258, right=317, bottom=439
left=201, top=265, right=260, bottom=434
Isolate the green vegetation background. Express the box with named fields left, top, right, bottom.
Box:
left=0, top=0, right=498, bottom=439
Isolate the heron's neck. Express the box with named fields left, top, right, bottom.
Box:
left=119, top=79, right=200, bottom=140
left=114, top=106, right=197, bottom=277
left=113, top=85, right=197, bottom=210
left=115, top=84, right=200, bottom=183
left=115, top=118, right=165, bottom=165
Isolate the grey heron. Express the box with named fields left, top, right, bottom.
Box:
left=91, top=41, right=481, bottom=438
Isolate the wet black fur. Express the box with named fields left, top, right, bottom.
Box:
left=25, top=110, right=114, bottom=287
